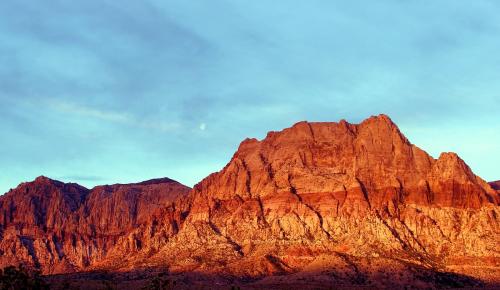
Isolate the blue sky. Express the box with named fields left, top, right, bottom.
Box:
left=1, top=1, right=499, bottom=193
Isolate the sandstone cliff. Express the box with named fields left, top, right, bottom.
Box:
left=1, top=114, right=499, bottom=288
left=0, top=177, right=190, bottom=273
left=156, top=114, right=499, bottom=286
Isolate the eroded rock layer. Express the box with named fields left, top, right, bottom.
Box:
left=1, top=114, right=499, bottom=287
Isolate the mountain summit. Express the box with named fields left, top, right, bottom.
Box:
left=0, top=115, right=498, bottom=288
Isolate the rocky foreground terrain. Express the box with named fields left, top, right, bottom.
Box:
left=1, top=114, right=499, bottom=289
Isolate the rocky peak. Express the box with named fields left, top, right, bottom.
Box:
left=431, top=152, right=476, bottom=182
left=357, top=114, right=410, bottom=143
left=359, top=113, right=396, bottom=127
left=15, top=176, right=88, bottom=196
left=426, top=152, right=499, bottom=208
left=135, top=177, right=177, bottom=185
left=196, top=115, right=496, bottom=211
left=0, top=176, right=89, bottom=230
left=12, top=176, right=61, bottom=195
left=33, top=175, right=53, bottom=183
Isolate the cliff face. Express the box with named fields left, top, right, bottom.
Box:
left=0, top=177, right=191, bottom=273
left=169, top=115, right=499, bottom=282
left=0, top=114, right=499, bottom=287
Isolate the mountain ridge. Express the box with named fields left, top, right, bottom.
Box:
left=0, top=114, right=499, bottom=288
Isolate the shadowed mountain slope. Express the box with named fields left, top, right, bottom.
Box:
left=490, top=180, right=500, bottom=191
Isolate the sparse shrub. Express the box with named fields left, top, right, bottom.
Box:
left=0, top=265, right=48, bottom=290
left=61, top=279, right=80, bottom=290
left=141, top=273, right=176, bottom=290
left=102, top=280, right=117, bottom=290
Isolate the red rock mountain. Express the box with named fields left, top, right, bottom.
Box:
left=0, top=177, right=191, bottom=273
left=1, top=115, right=499, bottom=288
left=490, top=180, right=500, bottom=191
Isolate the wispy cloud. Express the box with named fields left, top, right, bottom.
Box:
left=50, top=100, right=130, bottom=122
left=1, top=0, right=500, bottom=194
left=48, top=99, right=180, bottom=132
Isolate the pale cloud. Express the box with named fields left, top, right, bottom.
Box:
left=48, top=99, right=180, bottom=132
left=1, top=0, right=500, bottom=194
left=49, top=100, right=130, bottom=123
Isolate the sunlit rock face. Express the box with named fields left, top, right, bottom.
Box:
left=0, top=177, right=191, bottom=273
left=0, top=115, right=499, bottom=287
left=179, top=115, right=499, bottom=282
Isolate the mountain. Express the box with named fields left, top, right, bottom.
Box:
left=490, top=180, right=500, bottom=191
left=163, top=114, right=499, bottom=287
left=1, top=114, right=499, bottom=288
left=0, top=176, right=191, bottom=273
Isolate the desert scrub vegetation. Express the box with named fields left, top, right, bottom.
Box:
left=0, top=265, right=48, bottom=290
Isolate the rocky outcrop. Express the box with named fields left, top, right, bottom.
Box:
left=0, top=177, right=190, bottom=273
left=1, top=114, right=499, bottom=287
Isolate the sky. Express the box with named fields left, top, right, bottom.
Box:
left=1, top=1, right=499, bottom=193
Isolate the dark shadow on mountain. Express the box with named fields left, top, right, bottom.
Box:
left=42, top=264, right=498, bottom=290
